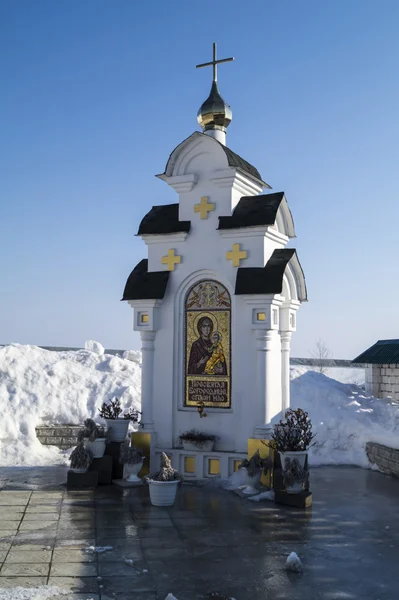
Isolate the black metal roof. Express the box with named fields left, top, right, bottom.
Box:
left=160, top=132, right=266, bottom=185
left=122, top=259, right=170, bottom=301
left=235, top=249, right=296, bottom=295
left=137, top=204, right=190, bottom=236
left=352, top=340, right=399, bottom=365
left=220, top=144, right=263, bottom=183
left=218, top=192, right=285, bottom=230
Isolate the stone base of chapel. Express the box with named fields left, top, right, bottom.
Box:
left=155, top=448, right=247, bottom=480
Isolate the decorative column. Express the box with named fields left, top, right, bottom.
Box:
left=139, top=330, right=156, bottom=431
left=281, top=331, right=292, bottom=413
left=255, top=329, right=276, bottom=431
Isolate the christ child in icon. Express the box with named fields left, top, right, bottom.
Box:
left=204, top=331, right=225, bottom=375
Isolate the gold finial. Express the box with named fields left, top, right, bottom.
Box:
left=196, top=43, right=234, bottom=134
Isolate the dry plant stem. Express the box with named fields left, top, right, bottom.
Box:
left=145, top=452, right=183, bottom=484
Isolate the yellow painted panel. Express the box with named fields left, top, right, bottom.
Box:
left=233, top=460, right=242, bottom=472
left=208, top=458, right=220, bottom=475
left=141, top=314, right=149, bottom=323
left=256, top=312, right=266, bottom=321
left=131, top=432, right=151, bottom=476
left=184, top=456, right=195, bottom=473
left=248, top=438, right=274, bottom=488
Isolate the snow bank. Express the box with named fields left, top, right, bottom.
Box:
left=291, top=367, right=399, bottom=467
left=0, top=343, right=398, bottom=469
left=0, top=343, right=141, bottom=466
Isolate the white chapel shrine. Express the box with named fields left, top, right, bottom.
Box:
left=123, top=44, right=307, bottom=480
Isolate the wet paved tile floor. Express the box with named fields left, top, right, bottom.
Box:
left=0, top=466, right=398, bottom=599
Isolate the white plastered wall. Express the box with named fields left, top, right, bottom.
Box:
left=132, top=131, right=303, bottom=454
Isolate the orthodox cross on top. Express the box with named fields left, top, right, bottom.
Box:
left=196, top=42, right=234, bottom=83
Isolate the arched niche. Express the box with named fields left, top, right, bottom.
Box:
left=184, top=279, right=232, bottom=409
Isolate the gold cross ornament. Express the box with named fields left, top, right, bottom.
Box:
left=226, top=243, right=247, bottom=267
left=161, top=249, right=181, bottom=271
left=194, top=196, right=215, bottom=219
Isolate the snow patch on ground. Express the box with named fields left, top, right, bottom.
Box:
left=0, top=343, right=141, bottom=466
left=247, top=490, right=275, bottom=502
left=0, top=587, right=68, bottom=599
left=85, top=545, right=113, bottom=553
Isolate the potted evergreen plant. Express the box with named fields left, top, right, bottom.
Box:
left=239, top=450, right=272, bottom=489
left=77, top=418, right=107, bottom=458
left=98, top=398, right=141, bottom=442
left=144, top=452, right=183, bottom=507
left=271, top=408, right=315, bottom=494
left=69, top=442, right=93, bottom=473
left=119, top=440, right=144, bottom=483
left=178, top=429, right=218, bottom=452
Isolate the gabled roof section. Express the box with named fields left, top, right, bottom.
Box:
left=122, top=259, right=170, bottom=301
left=352, top=340, right=399, bottom=365
left=137, top=204, right=190, bottom=236
left=221, top=145, right=263, bottom=183
left=218, top=192, right=295, bottom=237
left=158, top=131, right=270, bottom=187
left=235, top=249, right=307, bottom=301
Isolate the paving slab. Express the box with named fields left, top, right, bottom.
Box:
left=5, top=549, right=52, bottom=563
left=0, top=562, right=50, bottom=576
left=0, top=576, right=47, bottom=587
left=48, top=576, right=99, bottom=593
left=0, top=466, right=397, bottom=599
left=52, top=548, right=96, bottom=562
left=50, top=562, right=98, bottom=577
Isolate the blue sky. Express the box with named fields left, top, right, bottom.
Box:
left=0, top=0, right=398, bottom=358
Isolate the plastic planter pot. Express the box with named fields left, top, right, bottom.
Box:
left=105, top=419, right=129, bottom=442
left=182, top=440, right=215, bottom=452
left=147, top=480, right=179, bottom=506
left=83, top=438, right=106, bottom=458
left=124, top=460, right=144, bottom=483
left=279, top=450, right=308, bottom=494
left=244, top=469, right=262, bottom=490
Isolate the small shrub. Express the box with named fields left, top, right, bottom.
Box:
left=271, top=408, right=315, bottom=453
left=70, top=442, right=92, bottom=470
left=178, top=429, right=218, bottom=445
left=98, top=398, right=141, bottom=422
left=119, top=441, right=143, bottom=465
left=77, top=418, right=105, bottom=442
left=239, top=450, right=272, bottom=477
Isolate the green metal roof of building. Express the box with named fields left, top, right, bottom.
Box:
left=352, top=339, right=399, bottom=365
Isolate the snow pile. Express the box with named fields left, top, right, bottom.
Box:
left=0, top=343, right=141, bottom=467
left=291, top=367, right=399, bottom=467
left=285, top=552, right=303, bottom=573
left=1, top=342, right=398, bottom=470
left=247, top=490, right=275, bottom=502
left=84, top=340, right=104, bottom=355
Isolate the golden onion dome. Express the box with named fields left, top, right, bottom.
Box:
left=197, top=81, right=232, bottom=133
